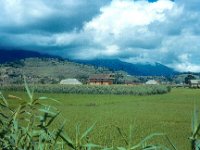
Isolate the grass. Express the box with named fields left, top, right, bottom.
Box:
left=2, top=88, right=200, bottom=149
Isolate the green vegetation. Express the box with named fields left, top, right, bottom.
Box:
left=0, top=82, right=174, bottom=150
left=1, top=88, right=200, bottom=149
left=0, top=83, right=67, bottom=149
left=1, top=84, right=171, bottom=95
left=190, top=105, right=200, bottom=149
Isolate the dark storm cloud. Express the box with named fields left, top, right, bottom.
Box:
left=0, top=0, right=110, bottom=34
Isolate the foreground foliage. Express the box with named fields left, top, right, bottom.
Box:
left=0, top=86, right=67, bottom=149
left=0, top=81, right=103, bottom=149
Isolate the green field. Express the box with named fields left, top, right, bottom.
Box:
left=3, top=88, right=200, bottom=150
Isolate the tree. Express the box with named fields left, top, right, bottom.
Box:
left=185, top=74, right=196, bottom=84
left=113, top=73, right=124, bottom=84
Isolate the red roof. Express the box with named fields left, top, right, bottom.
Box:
left=89, top=74, right=115, bottom=81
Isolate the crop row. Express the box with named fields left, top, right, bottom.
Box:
left=0, top=84, right=171, bottom=95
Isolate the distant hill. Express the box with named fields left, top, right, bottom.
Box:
left=0, top=57, right=112, bottom=84
left=74, top=59, right=177, bottom=76
left=0, top=50, right=114, bottom=84
left=0, top=49, right=61, bottom=63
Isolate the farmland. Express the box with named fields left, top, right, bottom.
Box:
left=2, top=88, right=200, bottom=149
left=1, top=84, right=171, bottom=95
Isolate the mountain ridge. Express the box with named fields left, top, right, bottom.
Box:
left=73, top=59, right=178, bottom=76
left=0, top=49, right=177, bottom=76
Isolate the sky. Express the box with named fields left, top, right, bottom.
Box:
left=0, top=0, right=200, bottom=72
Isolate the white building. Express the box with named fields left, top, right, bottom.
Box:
left=60, top=78, right=82, bottom=85
left=189, top=79, right=200, bottom=88
left=146, top=80, right=159, bottom=85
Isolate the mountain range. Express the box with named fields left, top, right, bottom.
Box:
left=73, top=59, right=177, bottom=76
left=0, top=49, right=177, bottom=76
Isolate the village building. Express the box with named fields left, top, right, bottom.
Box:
left=89, top=74, right=115, bottom=85
left=145, top=80, right=159, bottom=85
left=60, top=78, right=82, bottom=85
left=189, top=79, right=200, bottom=88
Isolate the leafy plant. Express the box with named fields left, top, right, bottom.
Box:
left=0, top=78, right=98, bottom=149
left=189, top=105, right=200, bottom=150
left=114, top=125, right=175, bottom=150
left=0, top=79, right=63, bottom=149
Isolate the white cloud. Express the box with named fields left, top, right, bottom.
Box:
left=172, top=63, right=200, bottom=73
left=84, top=0, right=173, bottom=38
left=74, top=0, right=174, bottom=61
left=53, top=32, right=79, bottom=46
left=74, top=0, right=200, bottom=72
left=104, top=45, right=119, bottom=56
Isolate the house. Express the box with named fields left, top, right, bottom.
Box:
left=145, top=80, right=159, bottom=85
left=60, top=78, right=82, bottom=85
left=89, top=74, right=115, bottom=85
left=189, top=79, right=200, bottom=88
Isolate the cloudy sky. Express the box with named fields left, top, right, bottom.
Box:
left=0, top=0, right=200, bottom=72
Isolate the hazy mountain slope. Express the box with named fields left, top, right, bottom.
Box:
left=74, top=59, right=177, bottom=76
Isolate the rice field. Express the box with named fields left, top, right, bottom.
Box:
left=2, top=88, right=200, bottom=150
